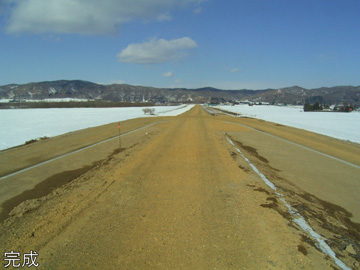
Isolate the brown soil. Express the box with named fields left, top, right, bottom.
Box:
left=0, top=165, right=94, bottom=222
left=0, top=105, right=359, bottom=269
left=0, top=116, right=171, bottom=177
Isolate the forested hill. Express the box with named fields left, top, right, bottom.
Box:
left=1, top=80, right=359, bottom=106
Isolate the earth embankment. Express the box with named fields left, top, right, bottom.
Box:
left=1, top=105, right=359, bottom=269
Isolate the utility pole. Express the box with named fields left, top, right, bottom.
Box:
left=118, top=122, right=121, bottom=150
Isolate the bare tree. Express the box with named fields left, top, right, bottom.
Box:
left=143, top=108, right=155, bottom=115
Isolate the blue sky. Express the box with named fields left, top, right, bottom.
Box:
left=1, top=0, right=359, bottom=89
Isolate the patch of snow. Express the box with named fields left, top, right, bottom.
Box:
left=217, top=105, right=360, bottom=144
left=49, top=87, right=56, bottom=95
left=157, top=105, right=194, bottom=116
left=0, top=105, right=194, bottom=150
left=30, top=98, right=91, bottom=102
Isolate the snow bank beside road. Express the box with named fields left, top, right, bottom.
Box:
left=0, top=105, right=194, bottom=150
left=217, top=105, right=360, bottom=144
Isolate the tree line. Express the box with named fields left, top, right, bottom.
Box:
left=304, top=102, right=354, bottom=112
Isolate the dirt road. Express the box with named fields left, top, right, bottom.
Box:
left=1, top=105, right=359, bottom=269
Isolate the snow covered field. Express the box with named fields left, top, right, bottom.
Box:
left=0, top=105, right=194, bottom=150
left=0, top=98, right=90, bottom=103
left=216, top=105, right=360, bottom=144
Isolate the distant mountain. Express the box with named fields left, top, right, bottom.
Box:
left=0, top=80, right=359, bottom=106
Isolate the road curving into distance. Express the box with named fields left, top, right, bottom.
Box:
left=1, top=105, right=359, bottom=269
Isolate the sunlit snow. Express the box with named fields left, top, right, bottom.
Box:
left=0, top=105, right=194, bottom=150
left=217, top=105, right=360, bottom=144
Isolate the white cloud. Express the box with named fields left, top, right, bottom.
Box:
left=230, top=68, right=240, bottom=73
left=5, top=0, right=204, bottom=34
left=117, top=37, right=197, bottom=64
left=162, top=71, right=174, bottom=77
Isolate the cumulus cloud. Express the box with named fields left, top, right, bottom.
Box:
left=117, top=37, right=197, bottom=64
left=162, top=71, right=174, bottom=77
left=5, top=0, right=204, bottom=34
